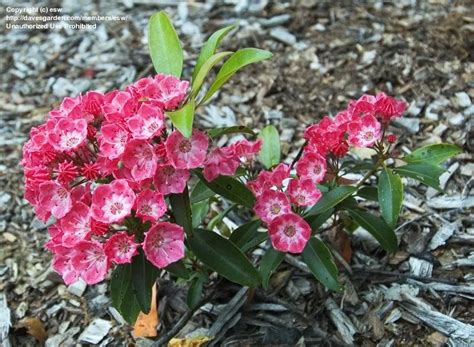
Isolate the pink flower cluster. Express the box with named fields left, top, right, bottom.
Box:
left=22, top=73, right=261, bottom=285
left=249, top=93, right=406, bottom=254
left=304, top=92, right=406, bottom=157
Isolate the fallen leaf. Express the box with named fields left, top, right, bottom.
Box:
left=16, top=317, right=47, bottom=344
left=133, top=283, right=159, bottom=338
left=168, top=336, right=213, bottom=347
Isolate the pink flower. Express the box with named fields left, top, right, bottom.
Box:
left=153, top=165, right=190, bottom=195
left=165, top=130, right=209, bottom=169
left=38, top=181, right=73, bottom=220
left=287, top=179, right=322, bottom=207
left=387, top=134, right=397, bottom=143
left=82, top=91, right=105, bottom=118
left=81, top=162, right=101, bottom=180
left=348, top=114, right=382, bottom=148
left=154, top=74, right=189, bottom=110
left=348, top=94, right=376, bottom=117
left=60, top=202, right=92, bottom=247
left=269, top=163, right=290, bottom=188
left=103, top=91, right=138, bottom=121
left=91, top=179, right=136, bottom=224
left=296, top=152, right=327, bottom=184
left=229, top=139, right=263, bottom=159
left=49, top=118, right=88, bottom=152
left=99, top=123, right=129, bottom=159
left=135, top=189, right=167, bottom=222
left=51, top=245, right=79, bottom=285
left=72, top=240, right=110, bottom=284
left=122, top=140, right=158, bottom=181
left=143, top=222, right=185, bottom=268
left=268, top=213, right=311, bottom=253
left=247, top=171, right=273, bottom=198
left=104, top=232, right=138, bottom=264
left=54, top=161, right=78, bottom=185
left=374, top=93, right=407, bottom=120
left=202, top=147, right=240, bottom=181
left=127, top=103, right=164, bottom=140
left=254, top=190, right=292, bottom=224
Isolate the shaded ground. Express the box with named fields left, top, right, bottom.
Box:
left=0, top=0, right=473, bottom=345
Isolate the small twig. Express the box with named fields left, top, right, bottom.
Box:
left=395, top=213, right=434, bottom=232
left=152, top=292, right=214, bottom=346
left=330, top=247, right=353, bottom=275
left=352, top=268, right=457, bottom=285
left=290, top=141, right=307, bottom=169
left=255, top=290, right=309, bottom=323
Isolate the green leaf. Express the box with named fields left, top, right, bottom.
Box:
left=191, top=51, right=233, bottom=99
left=188, top=229, right=261, bottom=287
left=302, top=237, right=340, bottom=291
left=200, top=48, right=273, bottom=104
left=187, top=276, right=204, bottom=309
left=166, top=100, right=195, bottom=138
left=241, top=232, right=268, bottom=253
left=357, top=186, right=378, bottom=201
left=148, top=11, right=183, bottom=77
left=110, top=264, right=141, bottom=324
left=191, top=180, right=215, bottom=203
left=378, top=167, right=403, bottom=228
left=347, top=209, right=398, bottom=253
left=258, top=125, right=280, bottom=169
left=207, top=204, right=236, bottom=231
left=192, top=25, right=236, bottom=82
left=393, top=163, right=444, bottom=190
left=403, top=143, right=461, bottom=164
left=229, top=220, right=262, bottom=249
left=305, top=208, right=334, bottom=231
left=131, top=250, right=160, bottom=314
left=192, top=199, right=210, bottom=228
left=207, top=125, right=256, bottom=138
left=165, top=260, right=191, bottom=280
left=169, top=186, right=193, bottom=236
left=260, top=247, right=285, bottom=289
left=307, top=186, right=357, bottom=216
left=195, top=171, right=256, bottom=209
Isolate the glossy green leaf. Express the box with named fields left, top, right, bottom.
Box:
left=191, top=180, right=215, bottom=203
left=110, top=264, right=141, bottom=324
left=148, top=11, right=183, bottom=77
left=229, top=220, right=262, bottom=249
left=260, top=247, right=285, bottom=289
left=378, top=167, right=403, bottom=228
left=307, top=186, right=357, bottom=216
left=393, top=163, right=444, bottom=190
left=357, top=186, right=378, bottom=201
left=166, top=100, right=195, bottom=138
left=305, top=208, right=334, bottom=231
left=403, top=143, right=461, bottom=164
left=200, top=48, right=273, bottom=104
left=192, top=199, right=210, bottom=228
left=169, top=186, right=193, bottom=236
left=187, top=276, right=204, bottom=309
left=192, top=24, right=236, bottom=81
left=302, top=237, right=341, bottom=291
left=195, top=171, right=256, bottom=209
left=258, top=125, right=280, bottom=169
left=188, top=229, right=260, bottom=287
left=207, top=125, right=256, bottom=138
left=132, top=250, right=160, bottom=314
left=347, top=209, right=398, bottom=253
left=241, top=232, right=268, bottom=253
left=191, top=51, right=233, bottom=99
left=165, top=260, right=191, bottom=280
